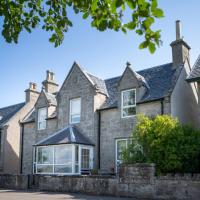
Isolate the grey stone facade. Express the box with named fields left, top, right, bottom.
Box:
left=20, top=21, right=200, bottom=175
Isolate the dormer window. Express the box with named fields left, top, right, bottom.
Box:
left=38, top=107, right=47, bottom=130
left=70, top=98, right=81, bottom=124
left=121, top=89, right=136, bottom=118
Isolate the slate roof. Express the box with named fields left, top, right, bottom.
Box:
left=86, top=73, right=108, bottom=96
left=187, top=55, right=200, bottom=82
left=22, top=91, right=57, bottom=123
left=22, top=62, right=183, bottom=122
left=78, top=64, right=108, bottom=96
left=44, top=91, right=57, bottom=106
left=35, top=126, right=94, bottom=146
left=22, top=108, right=57, bottom=123
left=101, top=63, right=182, bottom=109
left=22, top=109, right=36, bottom=123
left=0, top=102, right=25, bottom=127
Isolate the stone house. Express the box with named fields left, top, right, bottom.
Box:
left=0, top=83, right=39, bottom=174
left=18, top=21, right=199, bottom=175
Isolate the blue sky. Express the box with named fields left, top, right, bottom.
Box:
left=0, top=1, right=200, bottom=108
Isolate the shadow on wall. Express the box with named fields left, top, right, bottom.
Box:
left=3, top=134, right=20, bottom=174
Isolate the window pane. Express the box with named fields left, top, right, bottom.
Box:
left=71, top=99, right=81, bottom=114
left=37, top=165, right=53, bottom=173
left=123, top=90, right=135, bottom=106
left=38, top=108, right=47, bottom=130
left=117, top=140, right=127, bottom=160
left=123, top=107, right=136, bottom=117
left=54, top=165, right=72, bottom=173
left=37, top=147, right=53, bottom=164
left=37, top=148, right=42, bottom=163
left=75, top=146, right=79, bottom=173
left=81, top=149, right=90, bottom=169
left=54, top=145, right=72, bottom=164
left=70, top=98, right=81, bottom=124
left=71, top=115, right=80, bottom=124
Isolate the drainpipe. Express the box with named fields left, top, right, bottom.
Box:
left=97, top=110, right=101, bottom=170
left=161, top=98, right=164, bottom=115
left=20, top=122, right=24, bottom=174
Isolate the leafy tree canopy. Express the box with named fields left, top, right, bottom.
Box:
left=0, top=0, right=164, bottom=53
left=123, top=115, right=200, bottom=174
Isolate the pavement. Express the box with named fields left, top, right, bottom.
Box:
left=0, top=189, right=132, bottom=200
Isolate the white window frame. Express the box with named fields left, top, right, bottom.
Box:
left=33, top=144, right=94, bottom=175
left=37, top=107, right=47, bottom=130
left=115, top=138, right=128, bottom=172
left=121, top=88, right=136, bottom=118
left=70, top=98, right=81, bottom=124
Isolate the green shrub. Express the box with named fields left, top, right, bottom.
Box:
left=122, top=115, right=200, bottom=174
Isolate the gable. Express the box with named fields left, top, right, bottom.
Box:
left=118, top=66, right=140, bottom=90
left=58, top=62, right=96, bottom=96
left=35, top=91, right=49, bottom=108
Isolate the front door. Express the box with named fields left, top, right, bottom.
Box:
left=80, top=147, right=93, bottom=174
left=115, top=139, right=128, bottom=172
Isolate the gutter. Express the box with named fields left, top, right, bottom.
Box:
left=160, top=98, right=164, bottom=115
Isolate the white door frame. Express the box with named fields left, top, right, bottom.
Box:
left=79, top=145, right=93, bottom=172
left=115, top=138, right=128, bottom=172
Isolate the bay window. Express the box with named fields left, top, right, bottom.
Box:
left=34, top=144, right=93, bottom=175
left=38, top=107, right=47, bottom=130
left=70, top=98, right=81, bottom=124
left=121, top=89, right=136, bottom=118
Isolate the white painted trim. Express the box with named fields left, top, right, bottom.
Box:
left=121, top=88, right=136, bottom=118
left=34, top=143, right=94, bottom=175
left=115, top=138, right=128, bottom=172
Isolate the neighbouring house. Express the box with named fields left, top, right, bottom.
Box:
left=0, top=83, right=39, bottom=174
left=19, top=20, right=199, bottom=176
left=187, top=55, right=200, bottom=103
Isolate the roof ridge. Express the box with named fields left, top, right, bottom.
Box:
left=86, top=71, right=104, bottom=81
left=103, top=63, right=173, bottom=81
left=137, top=62, right=173, bottom=73
left=0, top=102, right=25, bottom=111
left=104, top=76, right=121, bottom=81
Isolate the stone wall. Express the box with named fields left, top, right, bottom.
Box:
left=0, top=174, right=28, bottom=190
left=1, top=164, right=200, bottom=199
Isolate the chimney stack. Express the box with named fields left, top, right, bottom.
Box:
left=25, top=82, right=39, bottom=103
left=42, top=70, right=58, bottom=94
left=170, top=20, right=191, bottom=68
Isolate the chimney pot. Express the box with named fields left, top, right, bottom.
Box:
left=43, top=70, right=58, bottom=93
left=25, top=82, right=39, bottom=103
left=29, top=82, right=37, bottom=90
left=46, top=70, right=54, bottom=81
left=176, top=20, right=181, bottom=40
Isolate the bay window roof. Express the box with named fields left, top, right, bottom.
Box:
left=35, top=126, right=94, bottom=146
